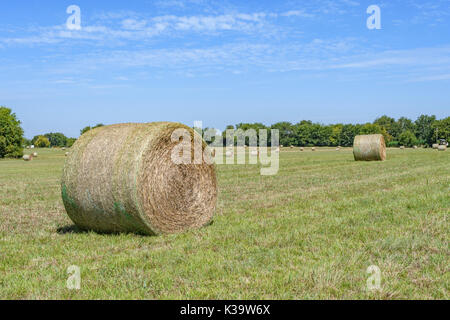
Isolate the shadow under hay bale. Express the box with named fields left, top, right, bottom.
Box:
left=62, top=122, right=217, bottom=236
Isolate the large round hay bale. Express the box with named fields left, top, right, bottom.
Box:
left=438, top=145, right=447, bottom=151
left=353, top=134, right=386, bottom=161
left=432, top=144, right=439, bottom=149
left=23, top=154, right=33, bottom=161
left=61, top=122, right=217, bottom=235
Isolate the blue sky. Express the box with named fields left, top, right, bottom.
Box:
left=0, top=0, right=449, bottom=138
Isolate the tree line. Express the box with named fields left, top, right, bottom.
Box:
left=1, top=105, right=449, bottom=158
left=218, top=115, right=449, bottom=148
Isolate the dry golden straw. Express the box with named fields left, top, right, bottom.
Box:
left=353, top=134, right=386, bottom=161
left=61, top=122, right=217, bottom=235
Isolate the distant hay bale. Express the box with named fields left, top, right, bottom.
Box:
left=300, top=147, right=304, bottom=152
left=311, top=147, right=316, bottom=151
left=23, top=154, right=33, bottom=161
left=290, top=145, right=294, bottom=149
left=32, top=152, right=38, bottom=157
left=280, top=145, right=284, bottom=148
left=65, top=152, right=69, bottom=157
left=432, top=144, right=439, bottom=149
left=61, top=122, right=217, bottom=235
left=400, top=146, right=405, bottom=150
left=438, top=145, right=447, bottom=151
left=336, top=147, right=340, bottom=151
left=62, top=147, right=66, bottom=150
left=413, top=146, right=418, bottom=149
left=353, top=134, right=386, bottom=161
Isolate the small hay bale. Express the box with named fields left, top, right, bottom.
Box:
left=32, top=152, right=38, bottom=157
left=353, top=134, right=386, bottom=161
left=413, top=146, right=418, bottom=149
left=336, top=147, right=340, bottom=151
left=400, top=146, right=405, bottom=150
left=65, top=152, right=69, bottom=157
left=311, top=147, right=316, bottom=151
left=432, top=144, right=439, bottom=149
left=300, top=147, right=304, bottom=152
left=290, top=145, right=294, bottom=149
left=280, top=145, right=284, bottom=148
left=62, top=122, right=217, bottom=235
left=438, top=145, right=447, bottom=151
left=23, top=154, right=33, bottom=161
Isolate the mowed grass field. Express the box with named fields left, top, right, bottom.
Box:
left=0, top=147, right=448, bottom=300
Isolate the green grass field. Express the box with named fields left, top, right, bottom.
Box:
left=0, top=147, right=448, bottom=299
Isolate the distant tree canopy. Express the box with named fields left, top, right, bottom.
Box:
left=31, top=132, right=75, bottom=148
left=34, top=135, right=50, bottom=148
left=80, top=124, right=104, bottom=135
left=0, top=106, right=24, bottom=158
left=222, top=115, right=449, bottom=147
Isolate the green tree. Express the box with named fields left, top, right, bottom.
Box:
left=66, top=138, right=77, bottom=148
left=80, top=123, right=104, bottom=135
left=374, top=115, right=396, bottom=141
left=44, top=132, right=68, bottom=147
left=271, top=122, right=295, bottom=146
left=34, top=136, right=50, bottom=148
left=0, top=106, right=24, bottom=158
left=339, top=124, right=359, bottom=147
left=432, top=116, right=450, bottom=142
left=398, top=130, right=418, bottom=147
left=414, top=115, right=436, bottom=146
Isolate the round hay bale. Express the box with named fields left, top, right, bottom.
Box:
left=33, top=152, right=38, bottom=157
left=65, top=152, right=69, bottom=157
left=353, top=134, right=386, bottom=161
left=61, top=122, right=217, bottom=235
left=336, top=147, right=340, bottom=151
left=413, top=146, right=418, bottom=149
left=311, top=147, right=316, bottom=151
left=299, top=147, right=304, bottom=152
left=400, top=146, right=405, bottom=150
left=432, top=144, right=439, bottom=149
left=280, top=145, right=284, bottom=148
left=290, top=145, right=294, bottom=149
left=438, top=145, right=447, bottom=151
left=23, top=154, right=33, bottom=161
